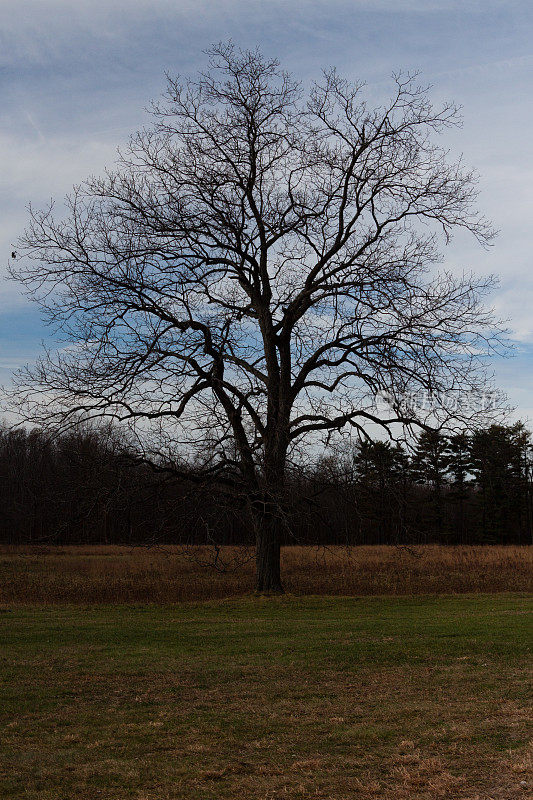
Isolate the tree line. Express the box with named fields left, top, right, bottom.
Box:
left=1, top=420, right=531, bottom=547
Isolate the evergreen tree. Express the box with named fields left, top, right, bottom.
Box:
left=353, top=440, right=410, bottom=542
left=470, top=422, right=532, bottom=543
left=447, top=432, right=472, bottom=543
left=412, top=431, right=450, bottom=537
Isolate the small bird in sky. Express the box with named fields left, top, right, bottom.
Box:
left=11, top=251, right=17, bottom=259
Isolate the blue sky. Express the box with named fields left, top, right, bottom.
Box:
left=1, top=0, right=533, bottom=419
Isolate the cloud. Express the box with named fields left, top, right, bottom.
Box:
left=1, top=0, right=533, bottom=413
left=0, top=132, right=121, bottom=305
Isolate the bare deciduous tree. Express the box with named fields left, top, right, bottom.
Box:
left=9, top=44, right=504, bottom=591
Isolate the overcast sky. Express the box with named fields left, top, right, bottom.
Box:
left=1, top=0, right=533, bottom=419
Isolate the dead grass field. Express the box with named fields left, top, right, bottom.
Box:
left=0, top=544, right=531, bottom=603
left=1, top=595, right=531, bottom=799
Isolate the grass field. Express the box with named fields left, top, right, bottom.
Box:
left=1, top=595, right=532, bottom=799
left=1, top=544, right=531, bottom=602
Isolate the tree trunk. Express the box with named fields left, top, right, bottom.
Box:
left=253, top=507, right=284, bottom=594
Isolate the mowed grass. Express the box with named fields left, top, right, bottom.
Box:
left=1, top=595, right=532, bottom=799
left=1, top=544, right=531, bottom=602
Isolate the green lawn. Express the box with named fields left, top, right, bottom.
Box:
left=1, top=595, right=531, bottom=799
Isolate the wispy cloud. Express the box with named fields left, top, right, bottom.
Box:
left=1, top=0, right=533, bottom=413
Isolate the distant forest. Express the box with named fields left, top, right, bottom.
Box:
left=1, top=421, right=532, bottom=547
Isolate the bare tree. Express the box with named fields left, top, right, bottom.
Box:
left=9, top=43, right=504, bottom=591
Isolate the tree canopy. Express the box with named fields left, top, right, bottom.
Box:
left=9, top=44, right=505, bottom=590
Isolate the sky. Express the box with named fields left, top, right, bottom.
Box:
left=1, top=0, right=533, bottom=421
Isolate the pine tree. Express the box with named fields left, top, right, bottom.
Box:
left=470, top=422, right=532, bottom=543
left=412, top=431, right=450, bottom=537
left=353, top=441, right=410, bottom=543
left=447, top=433, right=472, bottom=543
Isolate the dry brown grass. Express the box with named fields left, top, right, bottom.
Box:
left=0, top=543, right=531, bottom=603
